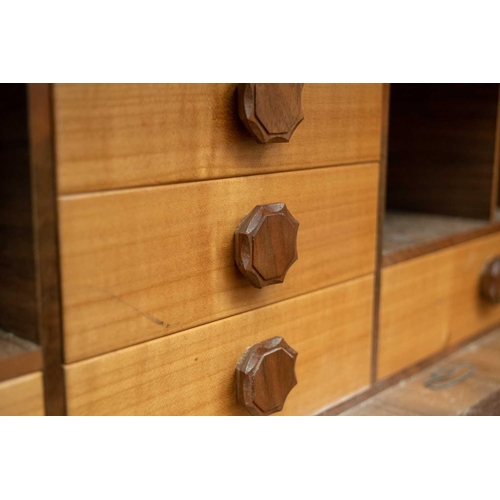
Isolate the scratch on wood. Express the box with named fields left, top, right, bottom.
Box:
left=85, top=285, right=168, bottom=328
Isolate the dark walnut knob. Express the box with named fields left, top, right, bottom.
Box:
left=480, top=256, right=500, bottom=303
left=234, top=203, right=299, bottom=289
left=235, top=337, right=298, bottom=416
left=237, top=83, right=304, bottom=144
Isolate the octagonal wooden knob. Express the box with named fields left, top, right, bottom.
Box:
left=480, top=256, right=500, bottom=303
left=234, top=203, right=299, bottom=289
left=235, top=337, right=298, bottom=416
left=237, top=83, right=304, bottom=144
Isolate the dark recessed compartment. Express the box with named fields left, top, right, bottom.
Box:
left=383, top=84, right=500, bottom=265
left=0, top=84, right=38, bottom=342
left=0, top=84, right=42, bottom=381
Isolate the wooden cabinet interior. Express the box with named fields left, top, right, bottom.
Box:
left=383, top=84, right=500, bottom=266
left=0, top=84, right=38, bottom=343
left=0, top=84, right=64, bottom=415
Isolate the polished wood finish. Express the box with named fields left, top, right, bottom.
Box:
left=0, top=371, right=45, bottom=416
left=341, top=327, right=500, bottom=416
left=27, top=84, right=66, bottom=415
left=0, top=84, right=38, bottom=343
left=234, top=203, right=299, bottom=288
left=378, top=232, right=500, bottom=379
left=0, top=330, right=43, bottom=382
left=53, top=84, right=383, bottom=194
left=480, top=256, right=500, bottom=303
left=382, top=210, right=500, bottom=267
left=371, top=83, right=391, bottom=384
left=322, top=321, right=500, bottom=415
left=378, top=250, right=451, bottom=379
left=235, top=337, right=297, bottom=416
left=387, top=84, right=499, bottom=220
left=64, top=275, right=374, bottom=416
left=448, top=232, right=500, bottom=345
left=237, top=84, right=304, bottom=144
left=59, top=163, right=378, bottom=362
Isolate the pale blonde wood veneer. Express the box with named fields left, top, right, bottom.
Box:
left=0, top=372, right=45, bottom=416
left=64, top=275, right=374, bottom=416
left=378, top=251, right=452, bottom=379
left=378, top=232, right=500, bottom=379
left=59, top=164, right=378, bottom=362
left=449, top=232, right=500, bottom=343
left=53, top=84, right=383, bottom=194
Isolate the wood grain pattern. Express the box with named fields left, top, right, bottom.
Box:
left=387, top=84, right=499, bottom=220
left=64, top=275, right=374, bottom=416
left=27, top=84, right=66, bottom=415
left=234, top=203, right=299, bottom=288
left=378, top=251, right=452, bottom=379
left=371, top=83, right=391, bottom=384
left=342, top=327, right=500, bottom=416
left=237, top=84, right=304, bottom=143
left=0, top=372, right=45, bottom=416
left=59, top=163, right=378, bottom=362
left=0, top=84, right=38, bottom=342
left=382, top=210, right=500, bottom=266
left=448, top=232, right=500, bottom=345
left=378, top=232, right=500, bottom=379
left=0, top=330, right=43, bottom=382
left=53, top=84, right=383, bottom=194
left=235, top=337, right=298, bottom=416
left=322, top=321, right=500, bottom=415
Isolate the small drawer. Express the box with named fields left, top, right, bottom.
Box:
left=0, top=372, right=45, bottom=416
left=64, top=275, right=374, bottom=416
left=59, top=163, right=378, bottom=362
left=54, top=84, right=383, bottom=194
left=378, top=232, right=500, bottom=379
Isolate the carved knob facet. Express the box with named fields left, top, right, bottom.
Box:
left=480, top=256, right=500, bottom=303
left=235, top=337, right=298, bottom=416
left=237, top=84, right=304, bottom=144
left=234, top=203, right=299, bottom=288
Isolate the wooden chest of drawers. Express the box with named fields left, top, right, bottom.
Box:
left=65, top=275, right=374, bottom=416
left=2, top=83, right=500, bottom=416
left=54, top=84, right=382, bottom=192
left=59, top=163, right=378, bottom=361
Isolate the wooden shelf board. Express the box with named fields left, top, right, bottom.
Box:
left=382, top=210, right=500, bottom=267
left=0, top=329, right=43, bottom=382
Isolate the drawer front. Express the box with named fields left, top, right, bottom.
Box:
left=449, top=232, right=500, bottom=344
left=378, top=251, right=452, bottom=379
left=0, top=372, right=45, bottom=416
left=59, top=164, right=378, bottom=362
left=54, top=84, right=383, bottom=194
left=378, top=232, right=500, bottom=379
left=64, top=275, right=374, bottom=416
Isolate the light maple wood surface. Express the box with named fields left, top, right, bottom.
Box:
left=449, top=232, right=500, bottom=344
left=0, top=372, right=45, bottom=416
left=53, top=84, right=383, bottom=194
left=378, top=232, right=500, bottom=379
left=377, top=250, right=452, bottom=379
left=59, top=163, right=378, bottom=362
left=64, top=275, right=373, bottom=416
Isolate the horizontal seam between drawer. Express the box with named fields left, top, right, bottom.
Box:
left=63, top=270, right=376, bottom=366
left=58, top=159, right=381, bottom=200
